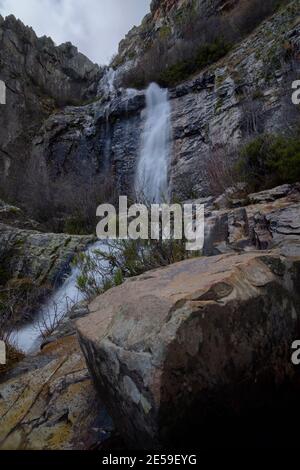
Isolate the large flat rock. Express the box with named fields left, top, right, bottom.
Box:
left=0, top=335, right=113, bottom=450
left=77, top=251, right=300, bottom=449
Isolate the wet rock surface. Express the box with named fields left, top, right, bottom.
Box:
left=0, top=223, right=94, bottom=287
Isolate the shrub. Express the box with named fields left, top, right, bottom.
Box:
left=159, top=40, right=232, bottom=87
left=1, top=152, right=118, bottom=236
left=0, top=341, right=24, bottom=375
left=21, top=158, right=117, bottom=234
left=75, top=237, right=199, bottom=302
left=238, top=132, right=300, bottom=190
left=268, top=135, right=300, bottom=183
left=120, top=0, right=287, bottom=89
left=206, top=146, right=241, bottom=196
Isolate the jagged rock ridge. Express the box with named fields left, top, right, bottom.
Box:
left=0, top=14, right=102, bottom=194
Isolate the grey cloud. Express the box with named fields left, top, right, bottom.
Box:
left=0, top=0, right=151, bottom=64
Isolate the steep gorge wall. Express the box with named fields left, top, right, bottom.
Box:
left=0, top=15, right=102, bottom=198
left=31, top=1, right=300, bottom=200
left=1, top=1, right=300, bottom=203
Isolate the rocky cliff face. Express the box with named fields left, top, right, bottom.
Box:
left=112, top=0, right=237, bottom=68
left=26, top=1, right=300, bottom=200
left=1, top=3, right=299, bottom=202
left=0, top=15, right=102, bottom=197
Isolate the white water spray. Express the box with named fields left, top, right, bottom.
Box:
left=135, top=83, right=171, bottom=203
left=98, top=67, right=117, bottom=98
left=12, top=242, right=109, bottom=354
left=11, top=83, right=172, bottom=355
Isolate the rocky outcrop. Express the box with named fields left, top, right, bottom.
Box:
left=0, top=223, right=93, bottom=288
left=113, top=0, right=236, bottom=68
left=0, top=198, right=94, bottom=324
left=0, top=334, right=113, bottom=450
left=204, top=183, right=300, bottom=257
left=0, top=14, right=102, bottom=194
left=169, top=1, right=300, bottom=198
left=0, top=200, right=41, bottom=231
left=31, top=90, right=145, bottom=192
left=77, top=249, right=300, bottom=449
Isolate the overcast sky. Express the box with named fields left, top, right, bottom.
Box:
left=0, top=0, right=151, bottom=64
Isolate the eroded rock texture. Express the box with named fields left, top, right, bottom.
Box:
left=0, top=14, right=101, bottom=192
left=0, top=223, right=93, bottom=288
left=204, top=183, right=300, bottom=256
left=28, top=2, right=300, bottom=199
left=77, top=250, right=300, bottom=448
left=0, top=335, right=113, bottom=450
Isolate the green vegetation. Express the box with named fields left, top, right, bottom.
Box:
left=75, top=238, right=200, bottom=301
left=159, top=25, right=172, bottom=40
left=159, top=41, right=231, bottom=87
left=121, top=0, right=287, bottom=89
left=238, top=133, right=300, bottom=190
left=252, top=89, right=265, bottom=100
left=64, top=215, right=91, bottom=235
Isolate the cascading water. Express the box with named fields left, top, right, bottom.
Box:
left=12, top=241, right=109, bottom=354
left=135, top=83, right=171, bottom=203
left=11, top=81, right=172, bottom=355
left=11, top=68, right=122, bottom=356
left=98, top=67, right=117, bottom=98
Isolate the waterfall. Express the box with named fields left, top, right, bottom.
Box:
left=135, top=83, right=171, bottom=203
left=11, top=83, right=172, bottom=354
left=98, top=67, right=117, bottom=98
left=12, top=241, right=109, bottom=354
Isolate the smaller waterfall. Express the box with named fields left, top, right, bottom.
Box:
left=12, top=241, right=109, bottom=354
left=98, top=67, right=117, bottom=98
left=135, top=83, right=171, bottom=203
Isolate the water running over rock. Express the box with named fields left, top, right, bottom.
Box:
left=12, top=241, right=109, bottom=354
left=135, top=83, right=171, bottom=203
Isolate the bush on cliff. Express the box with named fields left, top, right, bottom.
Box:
left=238, top=132, right=300, bottom=190
left=120, top=0, right=287, bottom=88
left=0, top=342, right=24, bottom=375
left=159, top=40, right=232, bottom=87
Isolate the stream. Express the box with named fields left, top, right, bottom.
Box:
left=12, top=241, right=108, bottom=354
